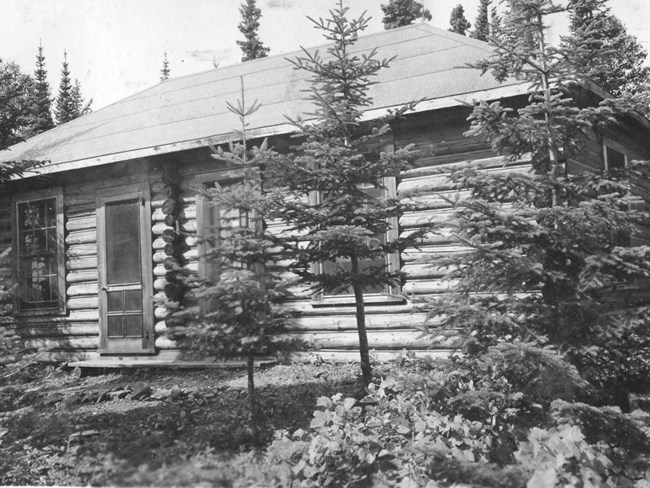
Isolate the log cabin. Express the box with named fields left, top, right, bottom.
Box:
left=1, top=23, right=650, bottom=367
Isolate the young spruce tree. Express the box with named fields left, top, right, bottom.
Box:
left=425, top=0, right=650, bottom=399
left=268, top=2, right=420, bottom=387
left=171, top=78, right=294, bottom=440
left=237, top=0, right=270, bottom=62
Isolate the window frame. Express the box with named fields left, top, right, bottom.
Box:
left=310, top=142, right=403, bottom=306
left=12, top=187, right=66, bottom=316
left=602, top=139, right=629, bottom=171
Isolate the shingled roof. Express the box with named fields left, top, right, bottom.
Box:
left=1, top=23, right=527, bottom=175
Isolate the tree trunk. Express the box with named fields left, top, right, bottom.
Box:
left=350, top=254, right=372, bottom=387
left=247, top=353, right=258, bottom=443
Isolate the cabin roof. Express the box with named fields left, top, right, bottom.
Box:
left=1, top=23, right=527, bottom=176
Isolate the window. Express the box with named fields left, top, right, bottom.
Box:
left=13, top=190, right=65, bottom=313
left=314, top=175, right=401, bottom=304
left=603, top=143, right=628, bottom=171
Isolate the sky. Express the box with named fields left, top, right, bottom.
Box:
left=1, top=0, right=649, bottom=110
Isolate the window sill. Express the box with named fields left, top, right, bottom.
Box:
left=311, top=294, right=406, bottom=308
left=14, top=308, right=66, bottom=318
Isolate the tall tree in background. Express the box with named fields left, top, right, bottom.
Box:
left=237, top=0, right=270, bottom=62
left=54, top=51, right=75, bottom=124
left=0, top=59, right=32, bottom=149
left=269, top=3, right=420, bottom=387
left=70, top=79, right=92, bottom=117
left=449, top=4, right=471, bottom=35
left=55, top=51, right=91, bottom=124
left=160, top=51, right=170, bottom=81
left=26, top=43, right=54, bottom=137
left=568, top=0, right=650, bottom=100
left=381, top=0, right=432, bottom=29
left=472, top=0, right=491, bottom=40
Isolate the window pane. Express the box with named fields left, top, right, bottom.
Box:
left=124, top=290, right=142, bottom=311
left=105, top=200, right=142, bottom=285
left=125, top=315, right=143, bottom=337
left=606, top=146, right=626, bottom=170
left=107, top=316, right=124, bottom=338
left=107, top=291, right=122, bottom=312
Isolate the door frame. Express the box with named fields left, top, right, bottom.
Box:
left=96, top=183, right=155, bottom=354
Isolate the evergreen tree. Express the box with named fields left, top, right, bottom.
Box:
left=425, top=0, right=650, bottom=398
left=472, top=0, right=491, bottom=40
left=490, top=6, right=502, bottom=36
left=171, top=78, right=296, bottom=441
left=381, top=0, right=432, bottom=29
left=268, top=2, right=421, bottom=386
left=54, top=51, right=75, bottom=124
left=0, top=59, right=32, bottom=149
left=236, top=0, right=270, bottom=62
left=55, top=51, right=91, bottom=125
left=160, top=51, right=170, bottom=81
left=568, top=0, right=650, bottom=99
left=449, top=4, right=471, bottom=35
left=71, top=79, right=92, bottom=117
left=26, top=43, right=54, bottom=137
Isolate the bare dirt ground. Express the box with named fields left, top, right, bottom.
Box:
left=0, top=360, right=361, bottom=485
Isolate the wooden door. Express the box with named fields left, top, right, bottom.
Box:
left=97, top=185, right=154, bottom=354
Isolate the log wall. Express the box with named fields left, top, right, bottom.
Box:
left=3, top=105, right=650, bottom=364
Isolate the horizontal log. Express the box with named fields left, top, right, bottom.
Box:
left=154, top=264, right=167, bottom=277
left=67, top=270, right=97, bottom=283
left=403, top=190, right=472, bottom=211
left=68, top=310, right=99, bottom=321
left=291, top=329, right=461, bottom=349
left=403, top=263, right=450, bottom=279
left=153, top=251, right=167, bottom=263
left=66, top=257, right=98, bottom=271
left=402, top=246, right=473, bottom=262
left=66, top=215, right=96, bottom=232
left=66, top=296, right=99, bottom=310
left=403, top=280, right=458, bottom=295
left=183, top=248, right=199, bottom=260
left=291, top=349, right=455, bottom=362
left=402, top=155, right=523, bottom=179
left=152, top=208, right=166, bottom=222
left=155, top=321, right=168, bottom=333
left=151, top=195, right=195, bottom=208
left=20, top=323, right=99, bottom=337
left=152, top=222, right=172, bottom=235
left=180, top=220, right=197, bottom=233
left=66, top=230, right=96, bottom=245
left=288, top=312, right=429, bottom=331
left=66, top=244, right=97, bottom=257
left=283, top=301, right=416, bottom=315
left=25, top=336, right=99, bottom=351
left=398, top=165, right=532, bottom=195
left=400, top=209, right=456, bottom=228
left=155, top=307, right=169, bottom=319
left=153, top=237, right=166, bottom=250
left=68, top=282, right=99, bottom=297
left=155, top=336, right=177, bottom=349
left=153, top=278, right=168, bottom=291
